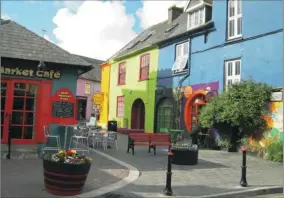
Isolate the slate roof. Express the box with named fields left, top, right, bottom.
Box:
left=110, top=12, right=190, bottom=60
left=0, top=19, right=92, bottom=68
left=74, top=55, right=103, bottom=82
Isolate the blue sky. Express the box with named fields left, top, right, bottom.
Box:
left=2, top=0, right=182, bottom=60
left=2, top=0, right=143, bottom=42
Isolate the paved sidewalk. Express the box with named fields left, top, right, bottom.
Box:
left=97, top=134, right=282, bottom=198
left=1, top=151, right=129, bottom=197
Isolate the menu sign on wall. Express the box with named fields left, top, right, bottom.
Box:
left=51, top=88, right=77, bottom=125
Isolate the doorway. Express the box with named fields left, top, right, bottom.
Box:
left=156, top=98, right=174, bottom=132
left=1, top=79, right=40, bottom=144
left=76, top=97, right=87, bottom=121
left=131, top=99, right=145, bottom=130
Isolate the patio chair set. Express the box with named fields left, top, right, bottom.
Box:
left=41, top=123, right=118, bottom=156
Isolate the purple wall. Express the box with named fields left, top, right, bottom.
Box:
left=76, top=78, right=101, bottom=121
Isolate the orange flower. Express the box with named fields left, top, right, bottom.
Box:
left=66, top=150, right=74, bottom=156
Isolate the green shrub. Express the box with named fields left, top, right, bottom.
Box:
left=266, top=141, right=283, bottom=163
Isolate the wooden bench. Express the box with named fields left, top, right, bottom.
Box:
left=127, top=133, right=171, bottom=155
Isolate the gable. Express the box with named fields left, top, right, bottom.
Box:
left=184, top=0, right=203, bottom=12
left=184, top=0, right=212, bottom=12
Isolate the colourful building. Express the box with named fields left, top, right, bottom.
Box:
left=0, top=19, right=92, bottom=148
left=75, top=55, right=102, bottom=121
left=98, top=62, right=111, bottom=126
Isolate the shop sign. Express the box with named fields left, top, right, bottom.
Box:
left=183, top=86, right=193, bottom=98
left=93, top=93, right=103, bottom=105
left=1, top=66, right=61, bottom=79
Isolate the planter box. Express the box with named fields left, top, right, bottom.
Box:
left=171, top=147, right=198, bottom=165
left=43, top=160, right=91, bottom=196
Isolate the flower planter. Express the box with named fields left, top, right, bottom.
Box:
left=43, top=159, right=91, bottom=196
left=171, top=147, right=198, bottom=165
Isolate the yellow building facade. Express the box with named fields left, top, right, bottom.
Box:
left=98, top=62, right=111, bottom=125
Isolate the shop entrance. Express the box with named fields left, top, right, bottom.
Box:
left=1, top=79, right=40, bottom=144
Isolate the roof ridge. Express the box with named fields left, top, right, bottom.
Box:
left=9, top=20, right=91, bottom=66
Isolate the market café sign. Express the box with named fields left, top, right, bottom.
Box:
left=1, top=66, right=61, bottom=79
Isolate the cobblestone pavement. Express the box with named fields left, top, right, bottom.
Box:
left=1, top=151, right=129, bottom=197
left=97, top=134, right=282, bottom=198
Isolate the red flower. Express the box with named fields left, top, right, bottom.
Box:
left=66, top=150, right=74, bottom=156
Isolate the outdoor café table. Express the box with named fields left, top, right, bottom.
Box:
left=60, top=124, right=78, bottom=149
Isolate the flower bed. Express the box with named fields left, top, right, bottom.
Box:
left=43, top=150, right=92, bottom=196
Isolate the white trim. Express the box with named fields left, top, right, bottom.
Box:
left=184, top=0, right=212, bottom=12
left=224, top=59, right=241, bottom=90
left=187, top=7, right=206, bottom=30
left=227, top=0, right=242, bottom=40
left=186, top=2, right=204, bottom=12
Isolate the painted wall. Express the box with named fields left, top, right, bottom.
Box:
left=50, top=68, right=80, bottom=145
left=264, top=102, right=283, bottom=141
left=76, top=78, right=100, bottom=121
left=99, top=63, right=111, bottom=126
left=189, top=0, right=282, bottom=91
left=157, top=39, right=191, bottom=89
left=108, top=48, right=159, bottom=132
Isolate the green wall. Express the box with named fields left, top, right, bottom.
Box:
left=108, top=48, right=159, bottom=132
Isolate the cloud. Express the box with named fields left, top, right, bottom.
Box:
left=136, top=0, right=187, bottom=29
left=52, top=0, right=137, bottom=61
left=1, top=13, right=11, bottom=20
left=43, top=34, right=53, bottom=43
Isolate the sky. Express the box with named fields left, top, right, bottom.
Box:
left=1, top=0, right=187, bottom=61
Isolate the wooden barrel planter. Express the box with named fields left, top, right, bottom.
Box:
left=43, top=159, right=91, bottom=196
left=171, top=147, right=198, bottom=165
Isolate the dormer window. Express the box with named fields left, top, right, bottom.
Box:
left=185, top=0, right=213, bottom=31
left=188, top=7, right=205, bottom=30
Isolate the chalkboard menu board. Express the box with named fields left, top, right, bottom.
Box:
left=52, top=101, right=74, bottom=118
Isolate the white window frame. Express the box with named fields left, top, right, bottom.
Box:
left=224, top=59, right=241, bottom=90
left=227, top=0, right=242, bottom=40
left=85, top=81, right=91, bottom=95
left=187, top=7, right=206, bottom=30
left=172, top=42, right=189, bottom=74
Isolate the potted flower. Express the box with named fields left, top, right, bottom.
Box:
left=42, top=150, right=92, bottom=196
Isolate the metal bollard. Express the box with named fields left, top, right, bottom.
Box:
left=164, top=151, right=174, bottom=196
left=240, top=147, right=248, bottom=187
left=6, top=115, right=12, bottom=160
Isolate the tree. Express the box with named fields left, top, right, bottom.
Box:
left=199, top=79, right=273, bottom=150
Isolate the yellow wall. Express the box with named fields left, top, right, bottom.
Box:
left=108, top=48, right=159, bottom=132
left=99, top=62, right=110, bottom=125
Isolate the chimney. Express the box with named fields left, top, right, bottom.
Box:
left=168, top=5, right=183, bottom=24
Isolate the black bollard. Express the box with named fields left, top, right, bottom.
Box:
left=6, top=115, right=12, bottom=160
left=164, top=151, right=174, bottom=196
left=240, top=147, right=248, bottom=187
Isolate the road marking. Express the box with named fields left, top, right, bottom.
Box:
left=76, top=148, right=140, bottom=198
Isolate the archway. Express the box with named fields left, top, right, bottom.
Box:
left=184, top=90, right=206, bottom=132
left=131, top=99, right=145, bottom=130
left=156, top=98, right=174, bottom=133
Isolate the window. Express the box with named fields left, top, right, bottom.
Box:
left=118, top=62, right=126, bottom=85
left=172, top=42, right=189, bottom=74
left=188, top=7, right=205, bottom=30
left=227, top=0, right=242, bottom=40
left=116, top=96, right=124, bottom=117
left=225, top=59, right=241, bottom=90
left=139, top=54, right=150, bottom=80
left=84, top=81, right=91, bottom=95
